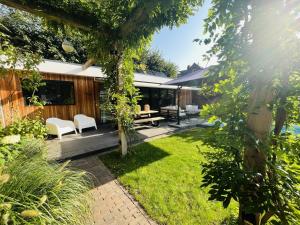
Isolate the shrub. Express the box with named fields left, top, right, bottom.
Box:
left=0, top=140, right=92, bottom=225
left=0, top=139, right=22, bottom=166
left=0, top=137, right=46, bottom=166
left=1, top=117, right=47, bottom=139
left=0, top=116, right=48, bottom=166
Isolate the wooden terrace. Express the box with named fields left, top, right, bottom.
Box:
left=47, top=118, right=207, bottom=161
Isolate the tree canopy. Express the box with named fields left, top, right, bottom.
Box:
left=0, top=0, right=202, bottom=57
left=0, top=6, right=88, bottom=63
left=200, top=0, right=300, bottom=224
left=0, top=6, right=179, bottom=77
left=134, top=49, right=178, bottom=77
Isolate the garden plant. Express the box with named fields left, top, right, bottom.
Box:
left=0, top=138, right=92, bottom=225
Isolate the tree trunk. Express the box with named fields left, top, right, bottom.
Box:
left=115, top=52, right=128, bottom=156
left=118, top=122, right=128, bottom=156
left=274, top=77, right=289, bottom=137
left=8, top=72, right=16, bottom=124
left=240, top=84, right=274, bottom=225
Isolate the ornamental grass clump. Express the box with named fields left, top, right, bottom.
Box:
left=0, top=141, right=93, bottom=225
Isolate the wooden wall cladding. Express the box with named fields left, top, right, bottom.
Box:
left=179, top=89, right=192, bottom=107
left=0, top=72, right=97, bottom=125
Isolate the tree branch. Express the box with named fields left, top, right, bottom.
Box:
left=274, top=76, right=289, bottom=136
left=274, top=99, right=287, bottom=136
left=0, top=0, right=110, bottom=35
left=82, top=58, right=95, bottom=70
left=261, top=211, right=274, bottom=224
left=120, top=0, right=174, bottom=38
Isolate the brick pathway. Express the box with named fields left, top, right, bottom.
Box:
left=71, top=156, right=157, bottom=225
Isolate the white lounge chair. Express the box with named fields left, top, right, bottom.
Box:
left=74, top=114, right=97, bottom=133
left=46, top=118, right=77, bottom=139
left=186, top=105, right=200, bottom=115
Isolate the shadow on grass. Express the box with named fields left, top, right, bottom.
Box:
left=100, top=142, right=170, bottom=177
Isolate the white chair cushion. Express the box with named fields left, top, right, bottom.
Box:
left=74, top=114, right=97, bottom=133
left=46, top=117, right=76, bottom=139
left=186, top=105, right=193, bottom=112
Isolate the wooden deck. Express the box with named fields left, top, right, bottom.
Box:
left=47, top=127, right=118, bottom=161
left=47, top=118, right=207, bottom=161
left=47, top=124, right=176, bottom=161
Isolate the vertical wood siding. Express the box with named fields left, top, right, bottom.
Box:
left=0, top=72, right=97, bottom=125
left=179, top=90, right=192, bottom=108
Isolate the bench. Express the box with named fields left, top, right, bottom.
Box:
left=134, top=116, right=165, bottom=127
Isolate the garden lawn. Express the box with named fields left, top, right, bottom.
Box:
left=100, top=128, right=237, bottom=225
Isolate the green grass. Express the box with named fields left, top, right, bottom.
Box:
left=100, top=128, right=237, bottom=225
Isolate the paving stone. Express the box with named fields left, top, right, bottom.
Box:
left=70, top=156, right=157, bottom=225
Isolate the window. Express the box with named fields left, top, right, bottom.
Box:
left=160, top=89, right=176, bottom=107
left=138, top=88, right=151, bottom=108
left=138, top=88, right=176, bottom=110
left=22, top=80, right=75, bottom=105
left=99, top=83, right=113, bottom=123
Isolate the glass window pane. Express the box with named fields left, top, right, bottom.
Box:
left=22, top=80, right=75, bottom=105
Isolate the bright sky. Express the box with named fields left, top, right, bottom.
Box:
left=150, top=1, right=217, bottom=70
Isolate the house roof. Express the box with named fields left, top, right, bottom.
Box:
left=179, top=63, right=203, bottom=76
left=2, top=58, right=199, bottom=90
left=1, top=57, right=105, bottom=78
left=37, top=60, right=172, bottom=84
left=133, top=82, right=200, bottom=91
left=134, top=72, right=172, bottom=84
left=36, top=59, right=105, bottom=78
left=165, top=67, right=208, bottom=85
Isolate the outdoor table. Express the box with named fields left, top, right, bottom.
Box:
left=134, top=110, right=162, bottom=127
left=137, top=110, right=159, bottom=116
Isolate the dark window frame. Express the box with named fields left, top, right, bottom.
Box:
left=138, top=87, right=176, bottom=110
left=22, top=79, right=76, bottom=106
